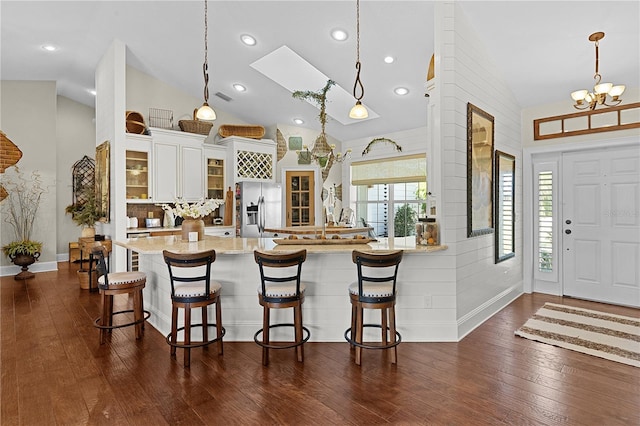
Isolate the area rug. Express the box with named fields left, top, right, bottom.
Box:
left=515, top=303, right=640, bottom=367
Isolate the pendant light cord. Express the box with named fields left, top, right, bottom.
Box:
left=353, top=0, right=364, bottom=102
left=593, top=38, right=601, bottom=84
left=202, top=0, right=210, bottom=103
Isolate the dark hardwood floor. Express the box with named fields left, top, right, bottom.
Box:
left=1, top=261, right=639, bottom=425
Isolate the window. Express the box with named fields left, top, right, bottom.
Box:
left=355, top=183, right=427, bottom=238
left=537, top=171, right=553, bottom=272
left=352, top=154, right=427, bottom=239
left=533, top=160, right=558, bottom=282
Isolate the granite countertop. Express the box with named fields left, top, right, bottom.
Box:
left=115, top=235, right=448, bottom=255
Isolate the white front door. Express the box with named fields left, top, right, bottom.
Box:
left=562, top=146, right=640, bottom=307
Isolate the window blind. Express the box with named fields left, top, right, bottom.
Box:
left=351, top=154, right=426, bottom=185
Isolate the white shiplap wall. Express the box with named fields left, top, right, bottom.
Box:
left=439, top=2, right=523, bottom=338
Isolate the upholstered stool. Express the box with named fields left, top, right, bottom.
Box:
left=92, top=246, right=150, bottom=344
left=253, top=249, right=309, bottom=366
left=163, top=249, right=225, bottom=368
left=344, top=250, right=403, bottom=365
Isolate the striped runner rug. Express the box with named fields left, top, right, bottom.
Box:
left=515, top=303, right=640, bottom=367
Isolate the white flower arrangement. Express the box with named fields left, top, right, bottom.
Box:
left=164, top=198, right=223, bottom=219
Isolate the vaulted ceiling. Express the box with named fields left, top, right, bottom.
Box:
left=2, top=1, right=638, bottom=141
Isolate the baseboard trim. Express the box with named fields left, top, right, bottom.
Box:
left=0, top=260, right=58, bottom=277
left=457, top=284, right=523, bottom=340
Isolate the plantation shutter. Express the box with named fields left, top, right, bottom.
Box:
left=533, top=160, right=558, bottom=283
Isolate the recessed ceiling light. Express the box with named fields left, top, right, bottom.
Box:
left=41, top=44, right=58, bottom=52
left=330, top=29, right=348, bottom=41
left=88, top=89, right=97, bottom=96
left=240, top=34, right=257, bottom=46
left=233, top=83, right=246, bottom=92
left=394, top=87, right=409, bottom=96
left=293, top=118, right=304, bottom=125
left=384, top=56, right=395, bottom=64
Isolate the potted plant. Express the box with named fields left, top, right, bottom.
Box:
left=0, top=166, right=46, bottom=280
left=65, top=184, right=101, bottom=238
left=65, top=185, right=103, bottom=289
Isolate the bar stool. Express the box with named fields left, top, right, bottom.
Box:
left=163, top=249, right=225, bottom=367
left=344, top=250, right=403, bottom=365
left=253, top=249, right=309, bottom=366
left=92, top=246, right=150, bottom=344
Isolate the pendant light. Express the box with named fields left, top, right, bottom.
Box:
left=570, top=32, right=625, bottom=110
left=349, top=0, right=368, bottom=119
left=196, top=0, right=216, bottom=121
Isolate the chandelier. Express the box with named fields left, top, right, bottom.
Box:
left=298, top=143, right=352, bottom=168
left=570, top=32, right=625, bottom=110
left=348, top=0, right=368, bottom=119
left=195, top=0, right=216, bottom=121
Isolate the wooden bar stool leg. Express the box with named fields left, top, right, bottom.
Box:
left=355, top=304, right=363, bottom=366
left=215, top=296, right=224, bottom=355
left=389, top=304, right=397, bottom=364
left=106, top=294, right=114, bottom=332
left=202, top=306, right=208, bottom=350
left=100, top=293, right=109, bottom=344
left=350, top=303, right=357, bottom=349
left=381, top=308, right=388, bottom=346
left=294, top=304, right=304, bottom=362
left=184, top=306, right=191, bottom=367
left=133, top=289, right=143, bottom=340
left=170, top=305, right=178, bottom=358
left=262, top=306, right=270, bottom=366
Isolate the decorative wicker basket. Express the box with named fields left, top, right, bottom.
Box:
left=178, top=119, right=213, bottom=135
left=125, top=110, right=147, bottom=134
left=218, top=124, right=265, bottom=139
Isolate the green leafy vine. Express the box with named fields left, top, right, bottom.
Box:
left=362, top=138, right=403, bottom=156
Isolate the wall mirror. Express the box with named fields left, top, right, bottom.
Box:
left=467, top=103, right=494, bottom=237
left=95, top=140, right=110, bottom=222
left=494, top=150, right=515, bottom=263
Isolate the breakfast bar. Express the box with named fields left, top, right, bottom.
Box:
left=115, top=235, right=452, bottom=342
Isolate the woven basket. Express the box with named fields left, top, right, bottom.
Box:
left=218, top=124, right=265, bottom=139
left=125, top=110, right=147, bottom=134
left=179, top=119, right=213, bottom=135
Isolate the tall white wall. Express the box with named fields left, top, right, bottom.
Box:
left=56, top=95, right=97, bottom=256
left=0, top=81, right=58, bottom=274
left=96, top=39, right=128, bottom=271
left=438, top=2, right=524, bottom=338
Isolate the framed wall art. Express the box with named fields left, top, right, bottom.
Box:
left=467, top=103, right=494, bottom=237
left=494, top=150, right=515, bottom=263
left=95, top=140, right=110, bottom=222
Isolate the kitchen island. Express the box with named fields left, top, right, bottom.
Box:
left=115, top=235, right=455, bottom=342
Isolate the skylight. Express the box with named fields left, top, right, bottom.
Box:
left=250, top=45, right=378, bottom=125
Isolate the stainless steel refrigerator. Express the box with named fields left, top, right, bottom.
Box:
left=236, top=182, right=282, bottom=237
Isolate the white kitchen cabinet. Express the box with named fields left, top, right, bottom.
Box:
left=218, top=136, right=276, bottom=184
left=151, top=128, right=205, bottom=203
left=125, top=134, right=153, bottom=203
left=204, top=226, right=234, bottom=238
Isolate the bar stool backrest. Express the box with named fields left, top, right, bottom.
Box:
left=163, top=250, right=216, bottom=303
left=91, top=245, right=110, bottom=289
left=254, top=250, right=307, bottom=302
left=352, top=250, right=403, bottom=302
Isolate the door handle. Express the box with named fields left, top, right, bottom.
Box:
left=565, top=229, right=572, bottom=234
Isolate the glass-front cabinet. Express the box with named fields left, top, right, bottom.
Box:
left=205, top=146, right=226, bottom=200
left=286, top=170, right=315, bottom=226
left=125, top=149, right=150, bottom=201
left=125, top=134, right=152, bottom=202
left=207, top=158, right=225, bottom=199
